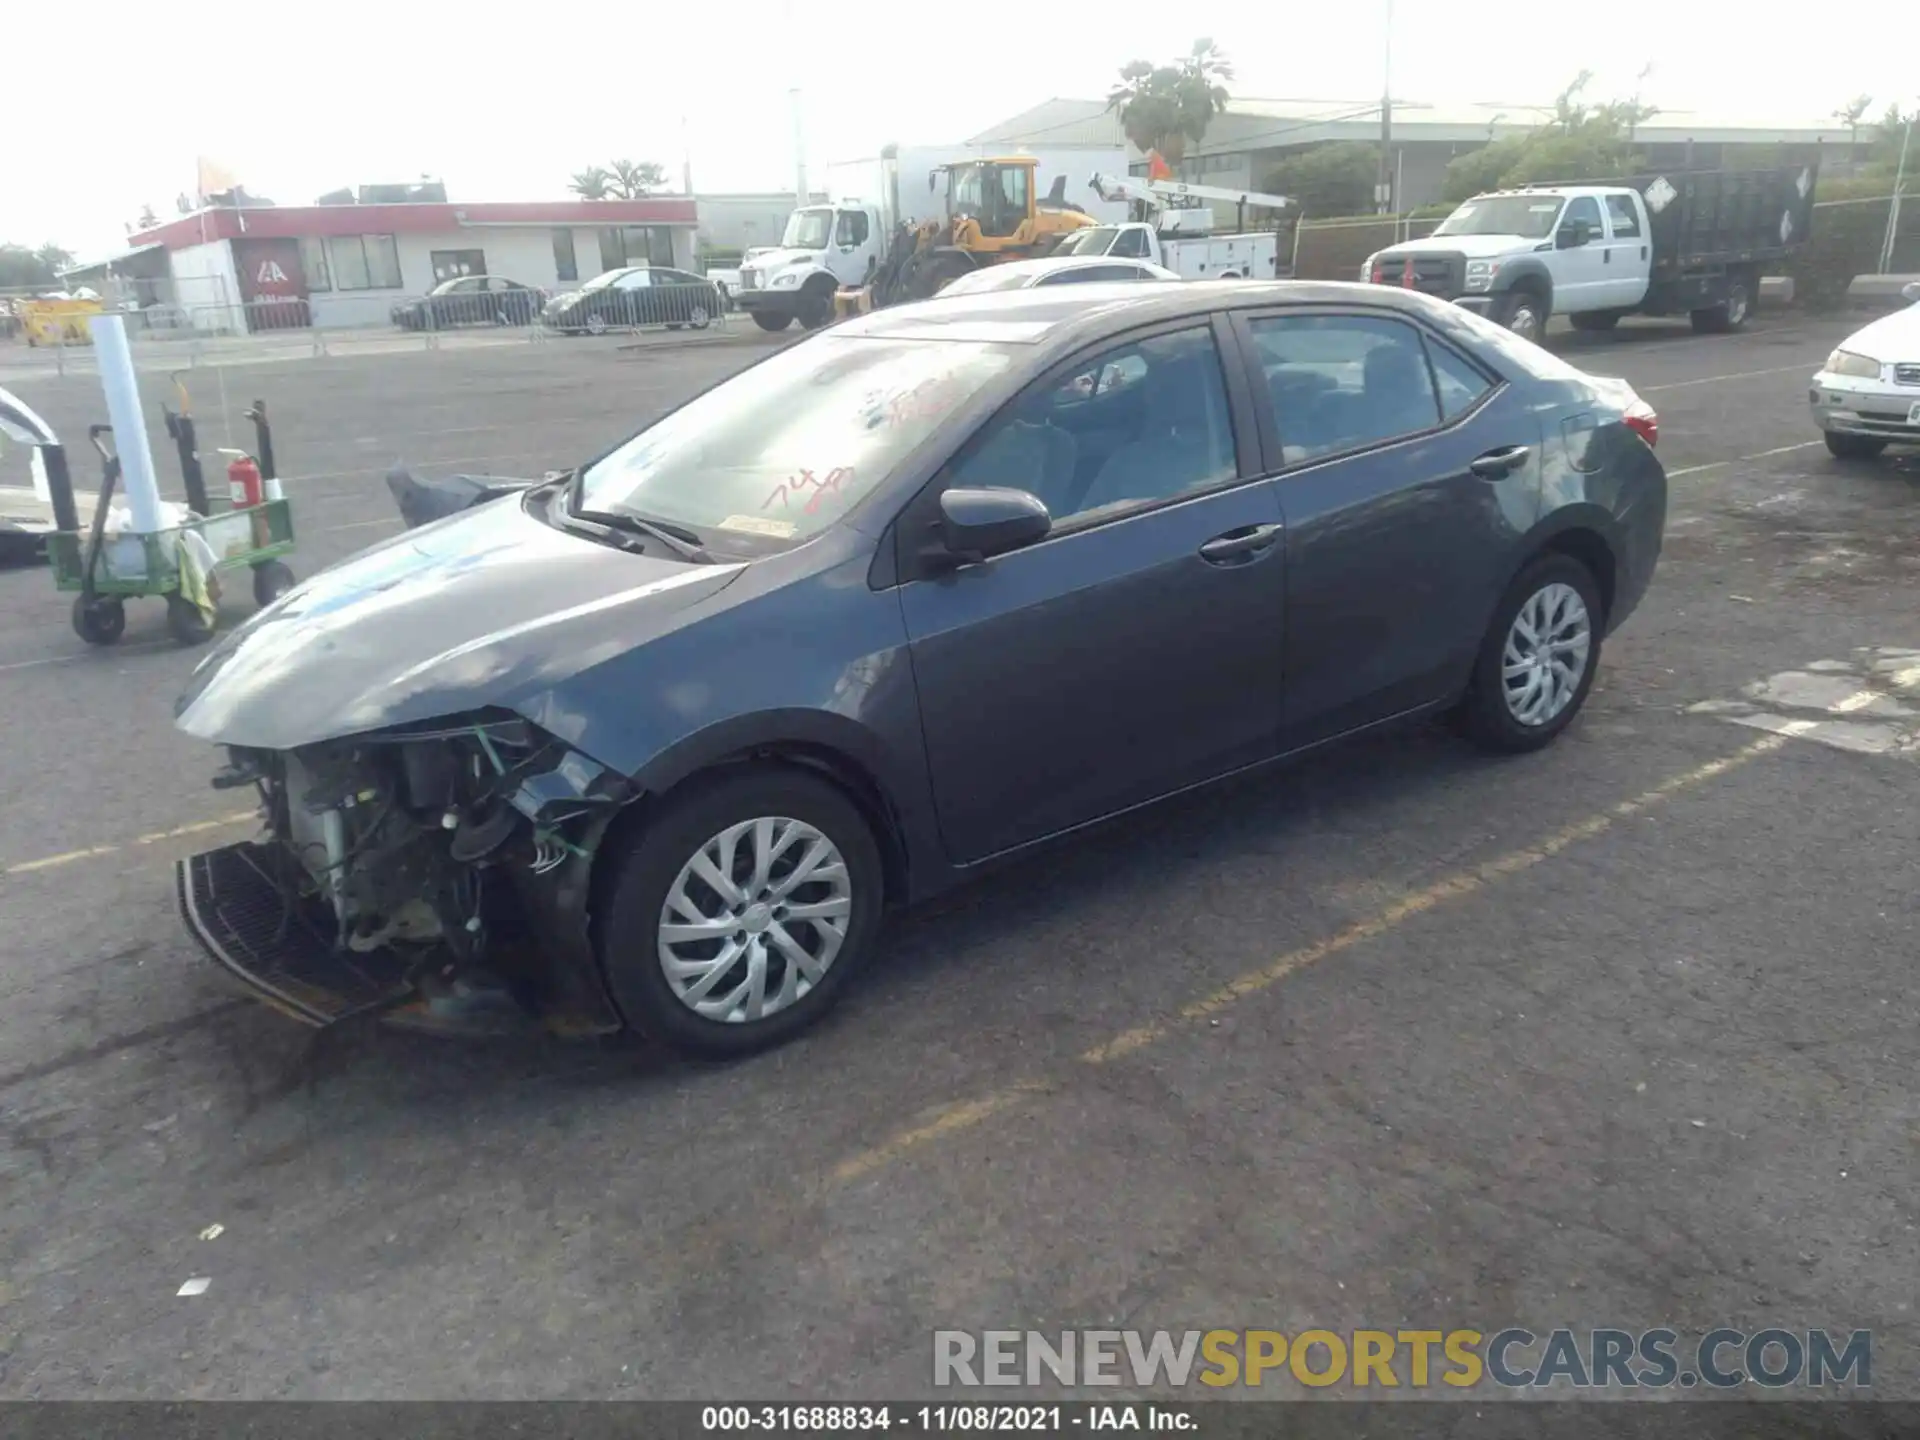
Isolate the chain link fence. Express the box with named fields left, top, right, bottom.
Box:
left=2, top=270, right=739, bottom=378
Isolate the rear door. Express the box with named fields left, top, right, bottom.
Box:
left=1600, top=192, right=1651, bottom=307
left=1231, top=307, right=1543, bottom=746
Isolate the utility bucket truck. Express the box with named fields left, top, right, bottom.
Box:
left=1068, top=174, right=1293, bottom=280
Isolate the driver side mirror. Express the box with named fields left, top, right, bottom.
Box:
left=933, top=486, right=1051, bottom=565
left=1556, top=220, right=1591, bottom=249
left=1904, top=279, right=1920, bottom=306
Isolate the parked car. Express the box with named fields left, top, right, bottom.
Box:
left=542, top=267, right=723, bottom=334
left=391, top=276, right=547, bottom=331
left=936, top=255, right=1181, bottom=297
left=1809, top=287, right=1920, bottom=459
left=173, top=280, right=1665, bottom=1059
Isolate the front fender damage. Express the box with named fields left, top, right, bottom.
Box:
left=177, top=712, right=643, bottom=1037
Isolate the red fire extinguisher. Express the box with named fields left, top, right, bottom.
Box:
left=228, top=455, right=264, bottom=509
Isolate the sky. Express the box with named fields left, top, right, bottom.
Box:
left=8, top=0, right=1913, bottom=260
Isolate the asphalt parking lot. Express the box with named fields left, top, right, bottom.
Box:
left=1, top=310, right=1917, bottom=1403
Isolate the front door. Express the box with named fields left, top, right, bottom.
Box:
left=898, top=322, right=1287, bottom=863
left=1233, top=309, right=1542, bottom=745
left=1554, top=195, right=1610, bottom=312
left=828, top=209, right=874, bottom=286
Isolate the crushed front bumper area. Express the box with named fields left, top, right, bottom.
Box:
left=178, top=841, right=415, bottom=1026
left=176, top=841, right=549, bottom=1036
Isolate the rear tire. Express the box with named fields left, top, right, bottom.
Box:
left=1493, top=287, right=1550, bottom=343
left=252, top=559, right=295, bottom=608
left=1453, top=553, right=1604, bottom=754
left=1691, top=273, right=1754, bottom=334
left=1824, top=432, right=1887, bottom=461
left=596, top=767, right=885, bottom=1058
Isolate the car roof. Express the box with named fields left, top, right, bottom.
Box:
left=834, top=279, right=1470, bottom=349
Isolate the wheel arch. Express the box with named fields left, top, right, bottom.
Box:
left=1515, top=511, right=1619, bottom=627
left=1492, top=259, right=1555, bottom=309
left=596, top=713, right=915, bottom=914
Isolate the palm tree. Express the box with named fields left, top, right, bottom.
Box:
left=569, top=166, right=612, bottom=200
left=607, top=159, right=667, bottom=198
left=1107, top=38, right=1233, bottom=168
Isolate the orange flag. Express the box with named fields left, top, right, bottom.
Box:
left=1146, top=150, right=1173, bottom=182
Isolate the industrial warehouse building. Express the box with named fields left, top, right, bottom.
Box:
left=965, top=97, right=1851, bottom=220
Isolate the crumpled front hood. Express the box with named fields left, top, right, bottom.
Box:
left=174, top=494, right=743, bottom=752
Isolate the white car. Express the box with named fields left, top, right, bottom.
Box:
left=1810, top=281, right=1920, bottom=460
left=934, top=255, right=1180, bottom=298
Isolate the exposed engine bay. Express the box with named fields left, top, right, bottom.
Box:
left=196, top=710, right=637, bottom=1031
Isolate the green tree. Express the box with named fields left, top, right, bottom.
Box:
left=0, top=243, right=73, bottom=289
left=1260, top=143, right=1379, bottom=218
left=1441, top=138, right=1528, bottom=203
left=1107, top=38, right=1233, bottom=166
left=607, top=159, right=668, bottom=198
left=568, top=166, right=612, bottom=199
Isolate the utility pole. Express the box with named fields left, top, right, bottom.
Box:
left=791, top=88, right=808, bottom=204
left=1880, top=106, right=1913, bottom=275
left=1375, top=0, right=1394, bottom=214
left=681, top=114, right=694, bottom=196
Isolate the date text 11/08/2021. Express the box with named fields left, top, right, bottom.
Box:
left=702, top=1407, right=1187, bottom=1432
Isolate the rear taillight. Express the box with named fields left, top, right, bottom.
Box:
left=1623, top=401, right=1658, bottom=449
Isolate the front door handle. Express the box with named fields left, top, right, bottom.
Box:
left=1198, top=522, right=1283, bottom=564
left=1469, top=444, right=1532, bottom=479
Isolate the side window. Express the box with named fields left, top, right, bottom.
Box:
left=944, top=326, right=1236, bottom=529
left=1112, top=229, right=1150, bottom=259
left=1247, top=314, right=1442, bottom=463
left=1562, top=195, right=1603, bottom=242
left=835, top=210, right=870, bottom=247
left=1604, top=194, right=1641, bottom=239
left=618, top=270, right=651, bottom=290
left=1424, top=337, right=1495, bottom=421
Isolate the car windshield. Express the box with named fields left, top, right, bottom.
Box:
left=1050, top=227, right=1116, bottom=257
left=781, top=209, right=834, bottom=249
left=1433, top=195, right=1566, bottom=239
left=581, top=270, right=628, bottom=291
left=573, top=337, right=1017, bottom=545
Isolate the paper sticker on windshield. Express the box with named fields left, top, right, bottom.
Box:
left=718, top=514, right=796, bottom=538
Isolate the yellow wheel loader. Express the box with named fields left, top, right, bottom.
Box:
left=835, top=157, right=1096, bottom=319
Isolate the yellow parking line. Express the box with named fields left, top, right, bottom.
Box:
left=3, top=811, right=257, bottom=877
left=836, top=734, right=1788, bottom=1183
left=4, top=845, right=120, bottom=876
left=136, top=812, right=259, bottom=845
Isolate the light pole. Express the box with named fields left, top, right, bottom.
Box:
left=1880, top=106, right=1913, bottom=275
left=1375, top=0, right=1394, bottom=214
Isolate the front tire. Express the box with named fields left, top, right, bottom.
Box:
left=752, top=311, right=792, bottom=332
left=596, top=768, right=884, bottom=1058
left=72, top=595, right=125, bottom=646
left=1454, top=554, right=1603, bottom=753
left=1568, top=311, right=1622, bottom=332
left=1493, top=287, right=1550, bottom=343
left=1824, top=432, right=1887, bottom=461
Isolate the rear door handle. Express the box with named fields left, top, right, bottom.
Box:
left=1469, top=444, right=1532, bottom=479
left=1198, top=522, right=1283, bottom=564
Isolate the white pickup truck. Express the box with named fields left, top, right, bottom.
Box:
left=1361, top=166, right=1817, bottom=341
left=1050, top=219, right=1280, bottom=280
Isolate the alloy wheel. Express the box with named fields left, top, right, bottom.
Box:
left=1502, top=582, right=1591, bottom=726
left=657, top=816, right=852, bottom=1024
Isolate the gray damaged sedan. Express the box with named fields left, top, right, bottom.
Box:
left=173, top=281, right=1667, bottom=1057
